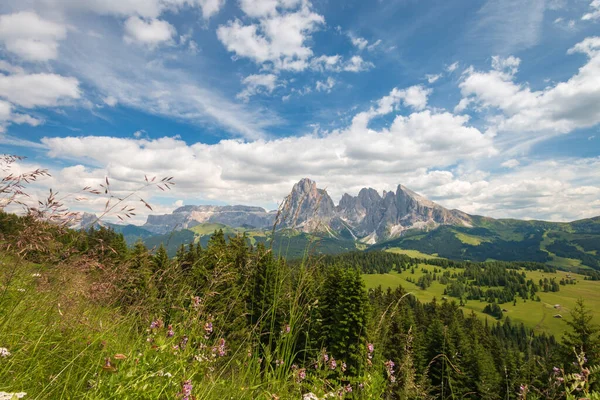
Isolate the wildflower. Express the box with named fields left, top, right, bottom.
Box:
left=102, top=357, right=116, bottom=372
left=367, top=343, right=374, bottom=354
left=341, top=362, right=347, bottom=372
left=180, top=336, right=189, bottom=350
left=302, top=393, right=318, bottom=400
left=203, top=322, right=213, bottom=336
left=167, top=325, right=174, bottom=338
left=518, top=384, right=528, bottom=399
left=552, top=366, right=560, bottom=374
left=179, top=379, right=193, bottom=400
left=282, top=324, right=291, bottom=334
left=297, top=368, right=306, bottom=382
left=384, top=360, right=396, bottom=382
left=150, top=319, right=163, bottom=329
left=192, top=296, right=201, bottom=308
left=329, top=358, right=337, bottom=370
left=291, top=364, right=298, bottom=370
left=358, top=383, right=364, bottom=390
left=323, top=352, right=329, bottom=363
left=0, top=348, right=11, bottom=358
left=344, top=384, right=352, bottom=393
left=212, top=338, right=226, bottom=357
left=0, top=393, right=27, bottom=399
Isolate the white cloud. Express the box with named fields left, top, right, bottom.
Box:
left=0, top=99, right=43, bottom=132
left=425, top=74, right=442, bottom=84
left=429, top=159, right=600, bottom=221
left=124, top=16, right=175, bottom=46
left=36, top=0, right=224, bottom=20
left=501, top=159, right=520, bottom=168
left=315, top=77, right=335, bottom=93
left=194, top=0, right=226, bottom=19
left=458, top=39, right=600, bottom=136
left=0, top=11, right=67, bottom=61
left=582, top=0, right=600, bottom=21
left=367, top=39, right=382, bottom=51
left=0, top=72, right=81, bottom=108
left=0, top=60, right=23, bottom=75
left=33, top=85, right=495, bottom=216
left=10, top=113, right=43, bottom=126
left=217, top=1, right=324, bottom=71
left=103, top=96, right=118, bottom=107
left=446, top=62, right=459, bottom=72
left=52, top=26, right=279, bottom=140
left=0, top=100, right=11, bottom=120
left=343, top=55, right=374, bottom=72
left=236, top=73, right=278, bottom=101
left=239, top=0, right=302, bottom=18
left=350, top=35, right=368, bottom=50
left=470, top=0, right=545, bottom=53
left=454, top=98, right=472, bottom=113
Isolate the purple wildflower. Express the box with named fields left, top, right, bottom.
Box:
left=329, top=358, right=337, bottom=370
left=204, top=322, right=213, bottom=335
left=180, top=336, right=189, bottom=350
left=384, top=360, right=396, bottom=382
left=179, top=379, right=193, bottom=400
left=344, top=384, right=352, bottom=393
left=323, top=352, right=329, bottom=362
left=298, top=368, right=306, bottom=382
left=167, top=325, right=174, bottom=338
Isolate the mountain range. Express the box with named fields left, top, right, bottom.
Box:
left=83, top=178, right=600, bottom=270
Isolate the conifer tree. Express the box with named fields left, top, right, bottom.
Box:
left=563, top=298, right=600, bottom=365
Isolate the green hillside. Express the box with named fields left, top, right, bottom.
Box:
left=363, top=266, right=600, bottom=338
left=370, top=216, right=600, bottom=270
left=143, top=223, right=357, bottom=258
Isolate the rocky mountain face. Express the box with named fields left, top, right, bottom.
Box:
left=277, top=179, right=472, bottom=243
left=143, top=205, right=276, bottom=234
left=139, top=178, right=472, bottom=242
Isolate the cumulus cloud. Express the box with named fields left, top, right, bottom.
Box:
left=28, top=85, right=495, bottom=216
left=582, top=0, right=600, bottom=21
left=458, top=38, right=600, bottom=136
left=349, top=35, right=368, bottom=50
left=0, top=11, right=67, bottom=61
left=236, top=74, right=278, bottom=101
left=217, top=1, right=324, bottom=71
left=0, top=72, right=81, bottom=108
left=31, top=137, right=600, bottom=223
left=0, top=99, right=44, bottom=132
left=315, top=77, right=335, bottom=93
left=124, top=16, right=176, bottom=46
left=309, top=54, right=373, bottom=73
left=36, top=0, right=225, bottom=20
left=501, top=159, right=520, bottom=168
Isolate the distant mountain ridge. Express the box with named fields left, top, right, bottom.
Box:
left=140, top=178, right=473, bottom=243
left=76, top=179, right=600, bottom=270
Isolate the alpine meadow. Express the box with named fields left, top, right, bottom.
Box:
left=1, top=0, right=600, bottom=399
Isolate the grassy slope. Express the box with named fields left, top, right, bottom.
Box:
left=371, top=216, right=600, bottom=270
left=362, top=265, right=600, bottom=337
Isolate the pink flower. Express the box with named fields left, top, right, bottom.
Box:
left=329, top=358, right=337, bottom=370
left=167, top=325, right=174, bottom=338
left=179, top=379, right=193, bottom=400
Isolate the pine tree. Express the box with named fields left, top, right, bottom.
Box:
left=563, top=298, right=600, bottom=365
left=319, top=265, right=368, bottom=376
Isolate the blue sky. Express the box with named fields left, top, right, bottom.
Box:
left=0, top=0, right=599, bottom=223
